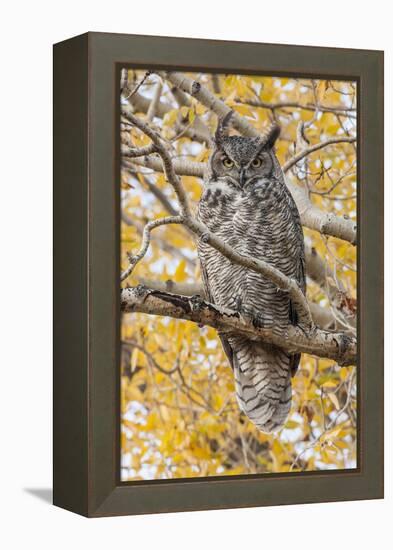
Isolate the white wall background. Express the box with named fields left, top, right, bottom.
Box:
left=0, top=1, right=390, bottom=548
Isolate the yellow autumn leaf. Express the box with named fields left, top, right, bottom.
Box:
left=321, top=380, right=339, bottom=390
left=173, top=260, right=187, bottom=282
left=163, top=109, right=178, bottom=127
left=285, top=420, right=300, bottom=429
left=328, top=392, right=340, bottom=410
left=195, top=103, right=205, bottom=115
left=130, top=348, right=139, bottom=372
left=234, top=104, right=251, bottom=116
left=180, top=106, right=189, bottom=119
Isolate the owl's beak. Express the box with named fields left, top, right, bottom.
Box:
left=239, top=167, right=246, bottom=187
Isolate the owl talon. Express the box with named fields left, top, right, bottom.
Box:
left=135, top=284, right=150, bottom=300
left=190, top=294, right=204, bottom=311
left=297, top=321, right=313, bottom=336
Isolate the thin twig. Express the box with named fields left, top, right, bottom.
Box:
left=235, top=98, right=356, bottom=119
left=122, top=70, right=151, bottom=100
left=121, top=143, right=157, bottom=158
left=121, top=109, right=191, bottom=216
left=121, top=215, right=184, bottom=281
left=283, top=137, right=356, bottom=173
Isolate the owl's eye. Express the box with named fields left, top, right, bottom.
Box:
left=252, top=158, right=263, bottom=168
left=222, top=157, right=234, bottom=168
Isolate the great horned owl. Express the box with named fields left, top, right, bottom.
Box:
left=197, top=114, right=306, bottom=433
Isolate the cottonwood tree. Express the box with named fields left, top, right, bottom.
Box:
left=120, top=70, right=357, bottom=480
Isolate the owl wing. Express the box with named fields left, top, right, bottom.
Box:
left=289, top=242, right=306, bottom=376
left=199, top=255, right=235, bottom=371
left=284, top=181, right=307, bottom=320
left=199, top=254, right=212, bottom=302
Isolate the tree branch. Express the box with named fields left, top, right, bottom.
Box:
left=289, top=184, right=356, bottom=245
left=305, top=242, right=356, bottom=318
left=121, top=109, right=191, bottom=217
left=160, top=71, right=260, bottom=138
left=121, top=211, right=195, bottom=269
left=135, top=277, right=350, bottom=331
left=126, top=152, right=356, bottom=245
left=170, top=85, right=213, bottom=146
left=121, top=70, right=151, bottom=100
left=235, top=98, right=356, bottom=119
left=146, top=78, right=163, bottom=121
left=125, top=153, right=206, bottom=177
left=122, top=93, right=211, bottom=145
left=282, top=137, right=356, bottom=173
left=121, top=286, right=356, bottom=366
left=120, top=142, right=157, bottom=158
left=120, top=215, right=184, bottom=281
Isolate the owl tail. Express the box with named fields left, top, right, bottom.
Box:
left=229, top=337, right=292, bottom=433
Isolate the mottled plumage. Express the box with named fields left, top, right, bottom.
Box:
left=197, top=115, right=306, bottom=433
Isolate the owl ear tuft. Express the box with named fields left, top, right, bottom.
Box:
left=259, top=123, right=281, bottom=150
left=215, top=111, right=233, bottom=145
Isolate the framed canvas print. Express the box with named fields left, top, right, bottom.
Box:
left=53, top=32, right=383, bottom=517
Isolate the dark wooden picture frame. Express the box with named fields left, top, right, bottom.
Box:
left=53, top=32, right=383, bottom=517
